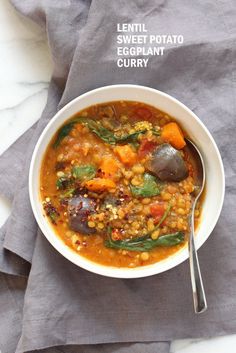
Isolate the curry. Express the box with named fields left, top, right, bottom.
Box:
left=40, top=101, right=202, bottom=268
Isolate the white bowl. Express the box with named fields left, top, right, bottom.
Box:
left=29, top=84, right=225, bottom=278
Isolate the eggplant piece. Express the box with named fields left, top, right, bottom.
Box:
left=68, top=196, right=96, bottom=234
left=146, top=143, right=188, bottom=182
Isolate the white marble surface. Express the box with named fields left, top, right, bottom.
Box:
left=0, top=1, right=235, bottom=352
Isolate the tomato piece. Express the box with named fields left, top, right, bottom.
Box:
left=134, top=107, right=152, bottom=120
left=138, top=139, right=157, bottom=158
left=150, top=202, right=165, bottom=223
left=150, top=203, right=165, bottom=217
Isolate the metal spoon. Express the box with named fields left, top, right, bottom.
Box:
left=186, top=139, right=207, bottom=314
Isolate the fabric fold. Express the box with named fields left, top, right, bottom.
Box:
left=26, top=342, right=171, bottom=353
left=0, top=273, right=27, bottom=353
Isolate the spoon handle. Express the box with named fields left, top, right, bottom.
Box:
left=189, top=227, right=207, bottom=313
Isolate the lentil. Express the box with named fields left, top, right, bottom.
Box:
left=140, top=252, right=149, bottom=261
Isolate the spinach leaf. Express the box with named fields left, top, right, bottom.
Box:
left=77, top=118, right=149, bottom=144
left=59, top=188, right=75, bottom=199
left=105, top=231, right=184, bottom=251
left=76, top=117, right=117, bottom=144
left=56, top=178, right=64, bottom=189
left=53, top=116, right=160, bottom=147
left=105, top=203, right=173, bottom=251
left=53, top=121, right=78, bottom=148
left=72, top=165, right=96, bottom=181
left=130, top=173, right=160, bottom=197
left=56, top=176, right=73, bottom=190
left=53, top=117, right=116, bottom=147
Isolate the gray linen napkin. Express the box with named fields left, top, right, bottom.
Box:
left=0, top=0, right=236, bottom=352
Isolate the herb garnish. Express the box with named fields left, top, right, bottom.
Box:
left=72, top=165, right=96, bottom=181
left=130, top=173, right=161, bottom=198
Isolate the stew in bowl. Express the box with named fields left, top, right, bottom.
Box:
left=40, top=101, right=202, bottom=268
left=29, top=84, right=224, bottom=278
